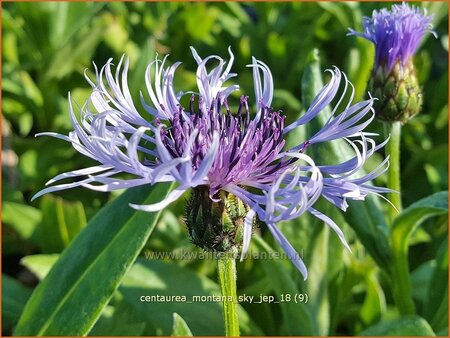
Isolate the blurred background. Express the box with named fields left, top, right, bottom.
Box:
left=2, top=2, right=448, bottom=336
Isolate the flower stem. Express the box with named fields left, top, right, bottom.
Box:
left=385, top=121, right=402, bottom=223
left=385, top=122, right=415, bottom=314
left=217, top=255, right=239, bottom=337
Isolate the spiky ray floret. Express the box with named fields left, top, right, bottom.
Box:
left=33, top=47, right=390, bottom=279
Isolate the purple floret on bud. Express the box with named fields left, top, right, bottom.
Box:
left=349, top=2, right=435, bottom=123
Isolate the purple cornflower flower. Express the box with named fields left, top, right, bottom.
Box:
left=33, top=47, right=389, bottom=279
left=348, top=2, right=434, bottom=71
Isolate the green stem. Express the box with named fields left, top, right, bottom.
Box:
left=217, top=255, right=239, bottom=337
left=385, top=122, right=415, bottom=315
left=390, top=239, right=416, bottom=315
left=385, top=121, right=402, bottom=223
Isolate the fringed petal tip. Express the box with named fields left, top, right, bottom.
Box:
left=240, top=209, right=256, bottom=262
left=30, top=192, right=41, bottom=202
left=129, top=188, right=188, bottom=213
left=266, top=222, right=308, bottom=280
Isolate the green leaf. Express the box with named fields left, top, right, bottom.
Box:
left=346, top=32, right=374, bottom=100
left=88, top=301, right=147, bottom=336
left=14, top=183, right=174, bottom=336
left=346, top=197, right=392, bottom=270
left=118, top=259, right=263, bottom=336
left=253, top=236, right=314, bottom=335
left=171, top=313, right=193, bottom=336
left=273, top=89, right=302, bottom=112
left=317, top=2, right=352, bottom=29
left=301, top=49, right=330, bottom=117
left=391, top=191, right=448, bottom=251
left=39, top=195, right=87, bottom=252
left=2, top=202, right=41, bottom=242
left=304, top=223, right=331, bottom=335
left=437, top=327, right=449, bottom=337
left=145, top=210, right=188, bottom=252
left=127, top=37, right=156, bottom=103
left=422, top=2, right=448, bottom=46
left=2, top=201, right=41, bottom=255
left=2, top=274, right=32, bottom=333
left=20, top=254, right=59, bottom=281
left=48, top=2, right=105, bottom=50
left=2, top=31, right=19, bottom=65
left=389, top=192, right=447, bottom=316
left=359, top=271, right=386, bottom=325
left=410, top=260, right=435, bottom=304
left=45, top=21, right=105, bottom=80
left=424, top=239, right=448, bottom=332
left=18, top=70, right=44, bottom=107
left=360, top=315, right=436, bottom=336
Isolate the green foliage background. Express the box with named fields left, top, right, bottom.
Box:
left=2, top=2, right=448, bottom=336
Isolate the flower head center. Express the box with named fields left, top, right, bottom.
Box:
left=159, top=94, right=289, bottom=193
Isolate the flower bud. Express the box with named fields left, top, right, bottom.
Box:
left=185, top=186, right=256, bottom=254
left=348, top=3, right=435, bottom=123
left=370, top=59, right=422, bottom=123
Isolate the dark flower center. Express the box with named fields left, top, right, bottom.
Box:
left=158, top=95, right=290, bottom=193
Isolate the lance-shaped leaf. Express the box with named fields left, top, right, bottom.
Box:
left=171, top=313, right=194, bottom=337
left=2, top=275, right=32, bottom=333
left=14, top=183, right=174, bottom=336
left=391, top=191, right=448, bottom=252
left=424, top=239, right=448, bottom=333
left=253, top=236, right=314, bottom=336
left=389, top=191, right=448, bottom=317
left=359, top=315, right=435, bottom=336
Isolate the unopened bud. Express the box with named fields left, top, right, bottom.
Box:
left=370, top=60, right=422, bottom=123
left=185, top=186, right=256, bottom=253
